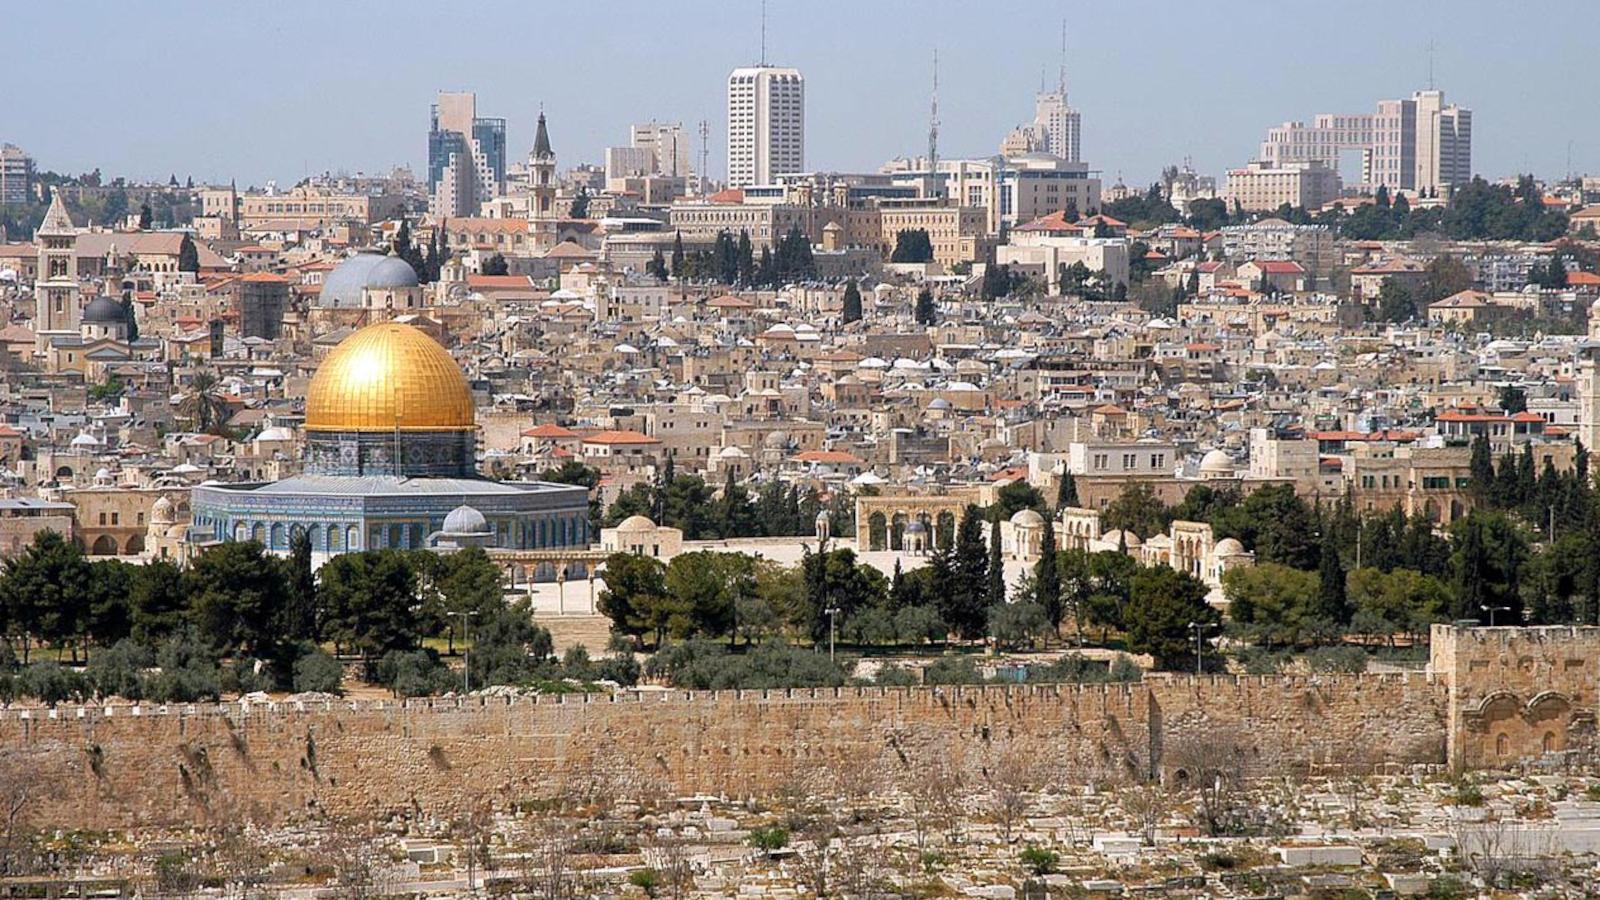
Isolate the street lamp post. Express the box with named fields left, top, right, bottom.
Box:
left=448, top=610, right=480, bottom=694
left=825, top=606, right=841, bottom=663
left=1188, top=621, right=1212, bottom=676
left=1481, top=604, right=1510, bottom=627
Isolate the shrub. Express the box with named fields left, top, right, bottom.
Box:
left=628, top=868, right=659, bottom=894
left=843, top=607, right=895, bottom=645
left=748, top=826, right=790, bottom=852
left=873, top=664, right=919, bottom=687
left=1306, top=646, right=1368, bottom=674
left=87, top=639, right=154, bottom=700
left=1451, top=781, right=1484, bottom=807
left=924, top=656, right=983, bottom=685
left=647, top=639, right=849, bottom=690
left=1236, top=646, right=1289, bottom=674
left=147, top=630, right=221, bottom=702
left=292, top=646, right=344, bottom=695
left=596, top=653, right=641, bottom=686
left=15, top=661, right=90, bottom=705
left=1108, top=653, right=1143, bottom=682
left=560, top=645, right=596, bottom=681
left=893, top=605, right=947, bottom=645
left=378, top=649, right=457, bottom=697
left=1019, top=845, right=1059, bottom=876
left=221, top=658, right=275, bottom=695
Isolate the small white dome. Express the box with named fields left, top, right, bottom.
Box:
left=1103, top=529, right=1142, bottom=548
left=1214, top=537, right=1247, bottom=556
left=617, top=514, right=657, bottom=531
left=1010, top=508, right=1045, bottom=526
left=442, top=505, right=489, bottom=534
left=151, top=495, right=176, bottom=524
left=1199, top=449, right=1235, bottom=476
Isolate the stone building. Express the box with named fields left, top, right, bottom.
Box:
left=190, top=321, right=589, bottom=563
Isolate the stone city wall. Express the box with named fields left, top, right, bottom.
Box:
left=0, top=674, right=1451, bottom=831
left=1431, top=624, right=1600, bottom=768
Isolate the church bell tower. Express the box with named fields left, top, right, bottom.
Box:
left=528, top=111, right=557, bottom=248
left=34, top=191, right=81, bottom=352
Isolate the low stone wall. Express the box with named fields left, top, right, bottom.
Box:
left=0, top=674, right=1450, bottom=830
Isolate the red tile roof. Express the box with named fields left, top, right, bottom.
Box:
left=582, top=430, right=660, bottom=446
left=792, top=450, right=864, bottom=465
left=522, top=423, right=578, bottom=438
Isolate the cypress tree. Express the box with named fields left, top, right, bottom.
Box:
left=120, top=297, right=139, bottom=343
left=841, top=279, right=862, bottom=324
left=1036, top=517, right=1061, bottom=630
left=944, top=505, right=990, bottom=639
left=914, top=287, right=937, bottom=326
left=177, top=234, right=200, bottom=273
left=736, top=231, right=754, bottom=286
left=286, top=530, right=317, bottom=641
left=1314, top=531, right=1350, bottom=628
left=1056, top=470, right=1079, bottom=509
left=1469, top=434, right=1495, bottom=499
left=671, top=231, right=685, bottom=278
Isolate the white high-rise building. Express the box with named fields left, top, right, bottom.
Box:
left=1258, top=89, right=1471, bottom=195
left=1031, top=90, right=1082, bottom=163
left=726, top=66, right=804, bottom=188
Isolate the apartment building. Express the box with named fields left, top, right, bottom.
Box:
left=1224, top=160, right=1341, bottom=212
left=0, top=144, right=34, bottom=206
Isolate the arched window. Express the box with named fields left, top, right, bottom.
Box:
left=1495, top=733, right=1510, bottom=757
left=1543, top=731, right=1558, bottom=754
left=270, top=523, right=286, bottom=550
left=410, top=523, right=423, bottom=549
left=346, top=525, right=360, bottom=550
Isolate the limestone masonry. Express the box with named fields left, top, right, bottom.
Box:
left=1, top=625, right=1594, bottom=830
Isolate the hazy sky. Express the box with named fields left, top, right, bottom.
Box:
left=7, top=0, right=1596, bottom=189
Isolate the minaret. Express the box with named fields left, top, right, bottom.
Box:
left=528, top=111, right=557, bottom=248
left=34, top=191, right=81, bottom=352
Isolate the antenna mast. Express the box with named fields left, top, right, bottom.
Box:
left=1058, top=19, right=1068, bottom=96
left=760, top=0, right=767, bottom=66
left=1426, top=40, right=1436, bottom=90
left=927, top=48, right=940, bottom=192
left=698, top=119, right=711, bottom=196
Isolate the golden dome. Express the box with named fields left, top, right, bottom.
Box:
left=304, top=322, right=475, bottom=432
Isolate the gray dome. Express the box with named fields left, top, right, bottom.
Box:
left=442, top=504, right=489, bottom=534
left=83, top=295, right=125, bottom=324
left=319, top=252, right=419, bottom=309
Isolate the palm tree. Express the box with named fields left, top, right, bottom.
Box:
left=179, top=371, right=229, bottom=434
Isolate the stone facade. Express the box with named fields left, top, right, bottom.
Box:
left=3, top=625, right=1595, bottom=831
left=1430, top=625, right=1600, bottom=769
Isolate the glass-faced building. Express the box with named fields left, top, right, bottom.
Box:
left=191, top=322, right=588, bottom=559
